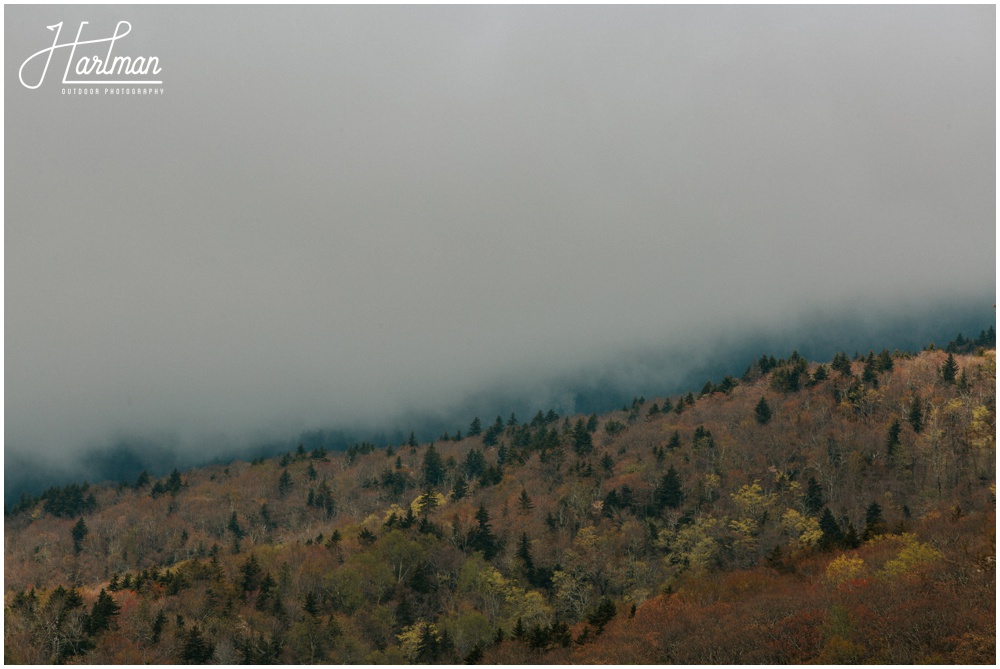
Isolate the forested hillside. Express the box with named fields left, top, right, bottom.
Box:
left=4, top=340, right=995, bottom=664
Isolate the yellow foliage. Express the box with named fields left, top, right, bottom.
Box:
left=880, top=535, right=943, bottom=579
left=730, top=480, right=775, bottom=518
left=825, top=554, right=866, bottom=585
left=781, top=509, right=823, bottom=548
left=968, top=405, right=995, bottom=451
left=410, top=491, right=447, bottom=515
left=397, top=621, right=437, bottom=661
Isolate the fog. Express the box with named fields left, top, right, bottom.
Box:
left=5, top=6, right=995, bottom=487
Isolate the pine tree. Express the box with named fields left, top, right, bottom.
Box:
left=754, top=396, right=772, bottom=425
left=464, top=641, right=485, bottom=664
left=811, top=364, right=829, bottom=384
left=228, top=511, right=244, bottom=539
left=416, top=622, right=439, bottom=663
left=863, top=501, right=886, bottom=540
left=239, top=553, right=263, bottom=594
left=831, top=352, right=853, bottom=377
left=804, top=476, right=824, bottom=516
left=517, top=489, right=533, bottom=514
left=908, top=394, right=924, bottom=434
left=656, top=465, right=683, bottom=510
left=278, top=470, right=293, bottom=497
left=71, top=517, right=88, bottom=555
left=516, top=532, right=535, bottom=574
left=941, top=353, right=958, bottom=384
left=84, top=589, right=120, bottom=636
left=422, top=444, right=445, bottom=487
left=302, top=591, right=319, bottom=617
left=862, top=355, right=880, bottom=387
left=451, top=475, right=469, bottom=501
left=886, top=419, right=902, bottom=461
left=180, top=625, right=214, bottom=664
left=587, top=598, right=617, bottom=633
left=468, top=417, right=483, bottom=437
left=151, top=609, right=167, bottom=644
left=467, top=503, right=499, bottom=559
left=818, top=508, right=843, bottom=550
left=134, top=470, right=151, bottom=489
left=166, top=469, right=184, bottom=494
left=572, top=419, right=593, bottom=455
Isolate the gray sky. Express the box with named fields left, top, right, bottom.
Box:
left=5, top=5, right=995, bottom=466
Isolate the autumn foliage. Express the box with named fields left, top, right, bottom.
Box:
left=4, top=343, right=995, bottom=664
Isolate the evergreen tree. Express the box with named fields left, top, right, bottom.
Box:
left=600, top=452, right=615, bottom=475
left=516, top=532, right=535, bottom=575
left=278, top=470, right=293, bottom=497
left=451, top=475, right=469, bottom=501
left=408, top=431, right=418, bottom=448
left=754, top=396, right=772, bottom=425
left=804, top=476, right=824, bottom=516
left=467, top=503, right=499, bottom=559
left=876, top=349, right=894, bottom=372
left=862, top=355, right=880, bottom=387
left=468, top=417, right=483, bottom=437
left=180, top=625, right=215, bottom=664
left=831, top=352, right=853, bottom=377
left=517, top=488, right=534, bottom=514
left=422, top=444, right=445, bottom=487
left=71, top=517, right=88, bottom=555
left=239, top=553, right=263, bottom=594
left=810, top=364, right=829, bottom=384
left=84, top=589, right=120, bottom=636
left=588, top=598, right=617, bottom=633
left=416, top=622, right=439, bottom=663
left=667, top=430, right=681, bottom=450
left=464, top=641, right=485, bottom=664
left=302, top=591, right=320, bottom=617
left=863, top=501, right=886, bottom=540
left=818, top=508, right=843, bottom=550
left=655, top=465, right=683, bottom=510
left=586, top=413, right=599, bottom=433
left=941, top=353, right=958, bottom=384
left=886, top=419, right=902, bottom=461
left=908, top=394, right=924, bottom=434
left=228, top=511, right=244, bottom=539
left=572, top=419, right=593, bottom=455
left=134, top=470, right=151, bottom=489
left=166, top=469, right=184, bottom=494
left=151, top=609, right=167, bottom=644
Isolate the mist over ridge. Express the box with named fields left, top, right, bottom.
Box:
left=6, top=297, right=993, bottom=504
left=5, top=7, right=994, bottom=502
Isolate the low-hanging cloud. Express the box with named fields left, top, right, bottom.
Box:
left=5, top=5, right=995, bottom=481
